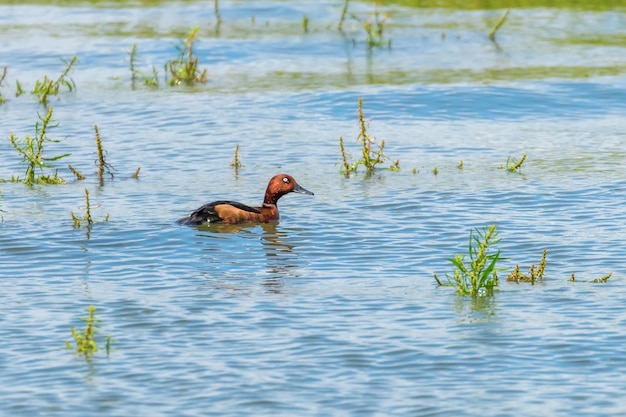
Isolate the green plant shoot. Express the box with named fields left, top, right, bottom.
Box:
left=7, top=107, right=70, bottom=185
left=339, top=97, right=399, bottom=176
left=434, top=225, right=502, bottom=296
left=166, top=26, right=208, bottom=86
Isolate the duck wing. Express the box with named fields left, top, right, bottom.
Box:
left=177, top=200, right=261, bottom=225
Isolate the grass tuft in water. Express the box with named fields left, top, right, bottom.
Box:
left=32, top=56, right=77, bottom=105
left=66, top=305, right=98, bottom=355
left=434, top=225, right=502, bottom=297
left=214, top=0, right=222, bottom=25
left=94, top=125, right=114, bottom=183
left=506, top=249, right=547, bottom=284
left=68, top=164, right=85, bottom=181
left=71, top=188, right=93, bottom=228
left=302, top=15, right=309, bottom=33
left=65, top=305, right=112, bottom=357
left=593, top=272, right=612, bottom=283
left=0, top=66, right=7, bottom=104
left=505, top=152, right=527, bottom=173
left=489, top=9, right=510, bottom=41
left=570, top=271, right=612, bottom=283
left=6, top=107, right=70, bottom=185
left=352, top=5, right=391, bottom=49
left=230, top=144, right=243, bottom=170
left=339, top=97, right=399, bottom=176
left=15, top=79, right=24, bottom=97
left=129, top=44, right=159, bottom=88
left=166, top=26, right=208, bottom=86
left=338, top=0, right=350, bottom=31
left=71, top=187, right=109, bottom=229
left=132, top=167, right=141, bottom=179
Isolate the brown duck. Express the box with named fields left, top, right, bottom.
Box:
left=177, top=174, right=314, bottom=225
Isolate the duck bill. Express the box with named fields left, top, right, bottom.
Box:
left=292, top=182, right=314, bottom=195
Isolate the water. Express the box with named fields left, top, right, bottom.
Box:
left=1, top=1, right=626, bottom=416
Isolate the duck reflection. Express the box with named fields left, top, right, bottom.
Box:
left=194, top=222, right=300, bottom=293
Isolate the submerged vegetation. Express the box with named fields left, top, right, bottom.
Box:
left=339, top=97, right=399, bottom=176
left=570, top=272, right=612, bottom=283
left=434, top=225, right=502, bottom=297
left=506, top=249, right=547, bottom=283
left=504, top=152, right=527, bottom=173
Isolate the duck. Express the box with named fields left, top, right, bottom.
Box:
left=177, top=173, right=314, bottom=225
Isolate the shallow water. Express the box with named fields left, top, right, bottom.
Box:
left=2, top=1, right=626, bottom=416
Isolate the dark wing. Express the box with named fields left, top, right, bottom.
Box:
left=177, top=200, right=261, bottom=225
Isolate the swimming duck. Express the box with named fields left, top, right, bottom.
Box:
left=177, top=174, right=314, bottom=225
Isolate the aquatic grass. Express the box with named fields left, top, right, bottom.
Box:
left=570, top=272, right=612, bottom=283
left=132, top=167, right=141, bottom=179
left=32, top=56, right=77, bottom=105
left=71, top=188, right=93, bottom=228
left=338, top=0, right=349, bottom=31
left=351, top=5, right=391, bottom=49
left=230, top=144, right=243, bottom=170
left=94, top=124, right=114, bottom=183
left=129, top=44, right=159, bottom=88
left=302, top=15, right=309, bottom=33
left=505, top=152, right=527, bottom=173
left=6, top=107, right=70, bottom=185
left=72, top=188, right=109, bottom=228
left=214, top=0, right=222, bottom=25
left=489, top=9, right=510, bottom=41
left=15, top=79, right=24, bottom=97
left=339, top=97, right=399, bottom=176
left=166, top=26, right=208, bottom=86
left=434, top=225, right=502, bottom=297
left=506, top=249, right=547, bottom=283
left=0, top=66, right=7, bottom=104
left=66, top=305, right=98, bottom=355
left=66, top=305, right=112, bottom=357
left=593, top=272, right=612, bottom=283
left=68, top=164, right=85, bottom=180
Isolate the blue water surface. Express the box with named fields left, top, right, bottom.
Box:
left=1, top=1, right=626, bottom=416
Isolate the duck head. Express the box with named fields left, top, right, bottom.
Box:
left=263, top=174, right=314, bottom=205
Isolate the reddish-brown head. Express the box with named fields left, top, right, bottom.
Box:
left=263, top=174, right=314, bottom=205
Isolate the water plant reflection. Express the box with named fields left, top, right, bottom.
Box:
left=196, top=222, right=300, bottom=290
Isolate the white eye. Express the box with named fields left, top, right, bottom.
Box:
left=282, top=177, right=290, bottom=183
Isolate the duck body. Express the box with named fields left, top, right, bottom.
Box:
left=177, top=174, right=313, bottom=225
